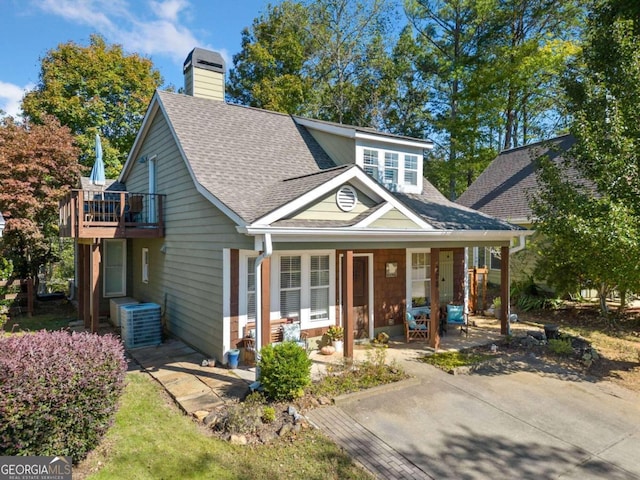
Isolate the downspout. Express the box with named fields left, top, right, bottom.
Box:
left=509, top=235, right=527, bottom=254
left=253, top=233, right=272, bottom=382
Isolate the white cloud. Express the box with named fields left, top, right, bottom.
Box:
left=33, top=0, right=208, bottom=63
left=0, top=82, right=34, bottom=118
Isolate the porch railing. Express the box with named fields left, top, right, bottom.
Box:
left=59, top=190, right=165, bottom=239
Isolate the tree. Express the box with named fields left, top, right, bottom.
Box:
left=228, top=0, right=397, bottom=126
left=534, top=0, right=640, bottom=315
left=227, top=1, right=313, bottom=114
left=21, top=34, right=163, bottom=178
left=0, top=116, right=81, bottom=278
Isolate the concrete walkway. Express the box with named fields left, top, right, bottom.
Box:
left=127, top=327, right=640, bottom=480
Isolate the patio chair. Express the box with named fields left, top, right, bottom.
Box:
left=404, top=311, right=429, bottom=343
left=276, top=321, right=308, bottom=350
left=445, top=304, right=468, bottom=337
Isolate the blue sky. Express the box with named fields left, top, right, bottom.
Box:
left=0, top=0, right=276, bottom=117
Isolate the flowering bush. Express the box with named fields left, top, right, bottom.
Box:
left=0, top=330, right=127, bottom=461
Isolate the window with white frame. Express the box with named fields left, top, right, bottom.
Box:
left=310, top=255, right=330, bottom=321
left=363, top=149, right=379, bottom=179
left=490, top=248, right=502, bottom=270
left=411, top=252, right=431, bottom=306
left=280, top=256, right=301, bottom=320
left=142, top=248, right=149, bottom=283
left=247, top=257, right=257, bottom=322
left=404, top=154, right=418, bottom=185
left=384, top=152, right=399, bottom=184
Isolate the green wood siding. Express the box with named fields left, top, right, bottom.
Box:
left=369, top=208, right=420, bottom=229
left=289, top=186, right=378, bottom=221
left=306, top=129, right=355, bottom=166
left=125, top=112, right=252, bottom=361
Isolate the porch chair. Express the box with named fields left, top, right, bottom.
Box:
left=126, top=195, right=144, bottom=222
left=276, top=321, right=308, bottom=350
left=445, top=304, right=469, bottom=337
left=404, top=311, right=429, bottom=343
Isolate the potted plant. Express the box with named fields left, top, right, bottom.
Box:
left=327, top=325, right=344, bottom=352
left=492, top=297, right=502, bottom=320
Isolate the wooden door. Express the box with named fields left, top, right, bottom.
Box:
left=353, top=256, right=369, bottom=339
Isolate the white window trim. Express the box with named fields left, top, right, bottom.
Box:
left=103, top=239, right=126, bottom=298
left=270, top=250, right=336, bottom=329
left=142, top=247, right=149, bottom=284
left=238, top=250, right=258, bottom=334
left=406, top=248, right=432, bottom=310
left=356, top=142, right=423, bottom=194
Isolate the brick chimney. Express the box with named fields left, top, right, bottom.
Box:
left=183, top=48, right=225, bottom=101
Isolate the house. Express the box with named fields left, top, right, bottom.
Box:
left=457, top=135, right=579, bottom=285
left=59, top=48, right=529, bottom=363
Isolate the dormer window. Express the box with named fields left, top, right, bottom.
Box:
left=384, top=153, right=398, bottom=183
left=404, top=154, right=418, bottom=186
left=363, top=149, right=379, bottom=178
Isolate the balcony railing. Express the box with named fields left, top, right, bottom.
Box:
left=59, top=190, right=165, bottom=239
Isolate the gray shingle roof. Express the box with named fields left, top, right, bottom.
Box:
left=457, top=135, right=576, bottom=222
left=155, top=90, right=523, bottom=232
left=394, top=183, right=522, bottom=231
left=157, top=91, right=336, bottom=223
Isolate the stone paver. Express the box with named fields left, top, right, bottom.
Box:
left=308, top=406, right=432, bottom=480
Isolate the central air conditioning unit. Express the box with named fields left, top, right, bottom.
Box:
left=120, top=303, right=162, bottom=349
left=109, top=297, right=139, bottom=327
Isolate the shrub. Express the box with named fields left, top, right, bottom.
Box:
left=0, top=330, right=127, bottom=462
left=259, top=342, right=312, bottom=401
left=548, top=337, right=574, bottom=356
left=262, top=406, right=276, bottom=424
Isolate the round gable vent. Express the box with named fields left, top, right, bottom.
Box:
left=336, top=185, right=358, bottom=212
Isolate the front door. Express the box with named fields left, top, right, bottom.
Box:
left=353, top=256, right=369, bottom=339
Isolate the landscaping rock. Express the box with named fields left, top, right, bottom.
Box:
left=278, top=423, right=293, bottom=437
left=230, top=434, right=247, bottom=445
left=318, top=396, right=332, bottom=405
left=193, top=410, right=209, bottom=422
left=203, top=411, right=218, bottom=426
left=258, top=431, right=277, bottom=444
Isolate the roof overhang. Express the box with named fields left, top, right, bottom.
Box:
left=254, top=166, right=433, bottom=229
left=237, top=226, right=533, bottom=244
left=294, top=117, right=433, bottom=150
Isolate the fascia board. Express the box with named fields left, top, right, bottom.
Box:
left=237, top=227, right=533, bottom=244
left=119, top=93, right=160, bottom=182
left=121, top=92, right=247, bottom=227
left=254, top=167, right=432, bottom=229
left=294, top=117, right=356, bottom=138
left=355, top=131, right=433, bottom=150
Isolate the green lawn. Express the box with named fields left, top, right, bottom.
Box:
left=4, top=301, right=75, bottom=332
left=78, top=372, right=373, bottom=480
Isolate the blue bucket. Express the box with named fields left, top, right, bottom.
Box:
left=228, top=349, right=240, bottom=369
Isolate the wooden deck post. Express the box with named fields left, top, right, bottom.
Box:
left=430, top=248, right=440, bottom=349
left=342, top=250, right=354, bottom=359
left=90, top=241, right=101, bottom=333
left=82, top=244, right=91, bottom=327
left=260, top=256, right=271, bottom=349
left=500, top=245, right=510, bottom=335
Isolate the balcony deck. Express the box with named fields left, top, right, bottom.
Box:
left=59, top=190, right=165, bottom=239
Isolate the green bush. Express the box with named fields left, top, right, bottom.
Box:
left=259, top=342, right=312, bottom=401
left=548, top=337, right=574, bottom=356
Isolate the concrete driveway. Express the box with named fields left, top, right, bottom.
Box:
left=309, top=353, right=640, bottom=479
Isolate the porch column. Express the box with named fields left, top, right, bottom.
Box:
left=82, top=244, right=91, bottom=328
left=342, top=250, right=354, bottom=359
left=430, top=248, right=440, bottom=349
left=500, top=245, right=510, bottom=335
left=260, top=256, right=271, bottom=348
left=90, top=241, right=101, bottom=333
